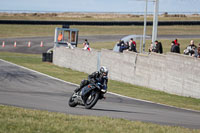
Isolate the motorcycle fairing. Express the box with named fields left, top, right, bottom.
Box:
left=81, top=84, right=93, bottom=100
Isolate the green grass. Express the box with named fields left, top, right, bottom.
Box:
left=108, top=80, right=200, bottom=110
left=1, top=105, right=199, bottom=133
left=1, top=24, right=200, bottom=38
left=78, top=41, right=115, bottom=50
left=0, top=24, right=57, bottom=38
left=0, top=52, right=200, bottom=111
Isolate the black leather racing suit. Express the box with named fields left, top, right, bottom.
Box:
left=75, top=71, right=108, bottom=93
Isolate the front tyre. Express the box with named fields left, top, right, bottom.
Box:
left=68, top=93, right=78, bottom=107
left=84, top=91, right=100, bottom=109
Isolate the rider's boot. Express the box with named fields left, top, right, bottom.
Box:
left=99, top=93, right=106, bottom=99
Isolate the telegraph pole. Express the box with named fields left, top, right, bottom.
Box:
left=142, top=0, right=148, bottom=52
left=152, top=0, right=159, bottom=45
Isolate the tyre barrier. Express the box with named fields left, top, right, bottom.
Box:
left=42, top=52, right=53, bottom=62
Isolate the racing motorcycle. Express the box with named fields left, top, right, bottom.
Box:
left=68, top=82, right=106, bottom=109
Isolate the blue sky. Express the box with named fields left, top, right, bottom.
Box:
left=1, top=0, right=200, bottom=14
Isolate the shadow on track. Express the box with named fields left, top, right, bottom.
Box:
left=91, top=108, right=155, bottom=115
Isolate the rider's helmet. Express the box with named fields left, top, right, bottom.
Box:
left=99, top=66, right=108, bottom=78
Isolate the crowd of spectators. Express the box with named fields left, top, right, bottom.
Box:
left=117, top=38, right=137, bottom=53
left=148, top=38, right=200, bottom=58
left=79, top=38, right=200, bottom=59
left=116, top=38, right=198, bottom=58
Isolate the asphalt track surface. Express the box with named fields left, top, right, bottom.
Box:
left=1, top=34, right=200, bottom=54
left=0, top=59, right=200, bottom=129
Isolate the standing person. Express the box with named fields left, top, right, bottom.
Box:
left=58, top=32, right=63, bottom=42
left=153, top=40, right=163, bottom=54
left=128, top=38, right=137, bottom=52
left=171, top=41, right=180, bottom=53
left=83, top=39, right=91, bottom=51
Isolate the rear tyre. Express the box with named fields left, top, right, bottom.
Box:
left=68, top=93, right=78, bottom=107
left=84, top=91, right=100, bottom=109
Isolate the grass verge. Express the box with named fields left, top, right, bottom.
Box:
left=1, top=24, right=200, bottom=38
left=1, top=105, right=199, bottom=133
left=0, top=52, right=200, bottom=111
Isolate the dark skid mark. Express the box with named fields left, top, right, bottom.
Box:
left=0, top=69, right=37, bottom=83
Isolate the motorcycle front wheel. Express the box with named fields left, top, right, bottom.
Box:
left=68, top=93, right=78, bottom=107
left=84, top=91, right=100, bottom=109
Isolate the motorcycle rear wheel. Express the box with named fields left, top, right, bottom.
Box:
left=84, top=91, right=100, bottom=109
left=68, top=93, right=78, bottom=107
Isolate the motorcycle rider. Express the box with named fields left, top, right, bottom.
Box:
left=74, top=66, right=108, bottom=97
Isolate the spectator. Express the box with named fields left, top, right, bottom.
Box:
left=171, top=41, right=180, bottom=53
left=195, top=43, right=200, bottom=58
left=174, top=38, right=180, bottom=46
left=83, top=39, right=89, bottom=46
left=83, top=39, right=91, bottom=51
left=149, top=42, right=154, bottom=53
left=117, top=40, right=123, bottom=52
left=153, top=40, right=163, bottom=54
left=125, top=41, right=129, bottom=50
left=128, top=38, right=137, bottom=52
left=116, top=40, right=122, bottom=46
left=171, top=41, right=175, bottom=52
left=183, top=40, right=197, bottom=56
left=117, top=40, right=127, bottom=52
left=58, top=32, right=63, bottom=42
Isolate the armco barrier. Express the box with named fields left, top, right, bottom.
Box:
left=53, top=47, right=200, bottom=99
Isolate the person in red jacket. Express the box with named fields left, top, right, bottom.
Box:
left=174, top=38, right=180, bottom=46
left=128, top=38, right=137, bottom=52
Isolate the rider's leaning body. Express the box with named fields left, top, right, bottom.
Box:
left=74, top=66, right=108, bottom=94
